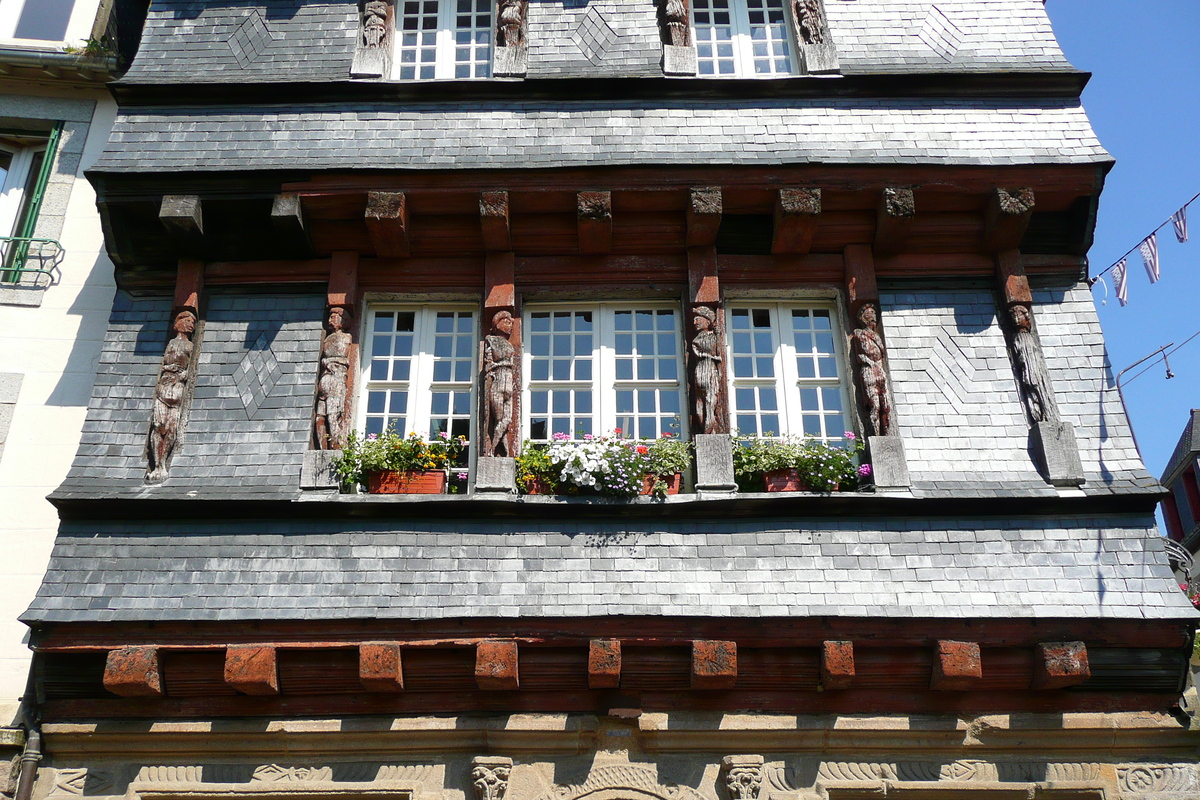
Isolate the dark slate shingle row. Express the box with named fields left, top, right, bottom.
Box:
left=22, top=515, right=1196, bottom=623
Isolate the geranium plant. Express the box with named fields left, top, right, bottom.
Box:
left=333, top=426, right=466, bottom=488
left=731, top=431, right=867, bottom=492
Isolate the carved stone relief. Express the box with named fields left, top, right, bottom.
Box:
left=690, top=305, right=725, bottom=435
left=315, top=305, right=354, bottom=450
left=1118, top=765, right=1200, bottom=797
left=850, top=302, right=894, bottom=437
left=482, top=310, right=517, bottom=458
left=146, top=310, right=198, bottom=484
left=472, top=757, right=512, bottom=800
left=532, top=763, right=707, bottom=800
left=723, top=756, right=763, bottom=800
left=252, top=765, right=334, bottom=782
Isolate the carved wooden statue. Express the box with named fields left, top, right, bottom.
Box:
left=1007, top=303, right=1058, bottom=424
left=497, top=0, right=527, bottom=48
left=662, top=0, right=690, bottom=46
left=315, top=306, right=354, bottom=450
left=793, top=0, right=827, bottom=44
left=690, top=306, right=723, bottom=435
left=482, top=310, right=517, bottom=457
left=146, top=310, right=196, bottom=484
left=362, top=0, right=389, bottom=48
left=851, top=303, right=893, bottom=437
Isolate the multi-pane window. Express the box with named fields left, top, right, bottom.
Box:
left=395, top=0, right=492, bottom=80
left=728, top=303, right=850, bottom=442
left=524, top=305, right=685, bottom=442
left=0, top=0, right=78, bottom=42
left=692, top=0, right=796, bottom=77
left=362, top=308, right=477, bottom=447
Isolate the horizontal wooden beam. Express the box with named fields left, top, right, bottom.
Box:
left=588, top=638, right=621, bottom=689
left=102, top=646, right=164, bottom=698
left=691, top=639, right=737, bottom=689
left=475, top=640, right=519, bottom=690
left=224, top=644, right=279, bottom=696
left=577, top=191, right=612, bottom=255
left=364, top=191, right=410, bottom=258
left=686, top=187, right=722, bottom=247
left=772, top=187, right=821, bottom=255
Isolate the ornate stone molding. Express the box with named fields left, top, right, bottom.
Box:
left=723, top=756, right=763, bottom=800
left=533, top=763, right=706, bottom=800
left=472, top=757, right=512, bottom=800
left=252, top=765, right=334, bottom=782
left=1118, top=765, right=1199, bottom=797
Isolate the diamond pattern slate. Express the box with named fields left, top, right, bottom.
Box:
left=232, top=331, right=283, bottom=419
left=226, top=9, right=276, bottom=68
left=573, top=6, right=620, bottom=65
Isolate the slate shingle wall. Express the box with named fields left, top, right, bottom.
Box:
left=92, top=97, right=1110, bottom=174
left=120, top=0, right=1073, bottom=85
left=22, top=515, right=1195, bottom=623
left=56, top=292, right=324, bottom=499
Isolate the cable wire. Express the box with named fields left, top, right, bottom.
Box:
left=1090, top=190, right=1199, bottom=284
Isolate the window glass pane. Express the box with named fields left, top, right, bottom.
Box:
left=14, top=0, right=75, bottom=41
left=692, top=0, right=736, bottom=76
left=398, top=0, right=440, bottom=79
left=729, top=307, right=775, bottom=378
left=528, top=310, right=594, bottom=383
left=452, top=0, right=492, bottom=78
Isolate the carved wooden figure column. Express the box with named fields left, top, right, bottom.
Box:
left=788, top=0, right=839, bottom=74
left=314, top=251, right=359, bottom=453
left=994, top=235, right=1084, bottom=486
left=494, top=0, right=528, bottom=77
left=146, top=259, right=204, bottom=485
left=351, top=0, right=394, bottom=78
left=844, top=244, right=909, bottom=488
left=476, top=250, right=519, bottom=492
left=659, top=0, right=697, bottom=75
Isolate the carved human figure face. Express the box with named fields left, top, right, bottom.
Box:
left=492, top=311, right=514, bottom=336
left=328, top=308, right=346, bottom=332
left=173, top=311, right=196, bottom=336
left=1009, top=304, right=1032, bottom=332
left=693, top=308, right=716, bottom=333
left=858, top=303, right=877, bottom=330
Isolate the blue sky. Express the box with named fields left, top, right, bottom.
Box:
left=1045, top=1, right=1200, bottom=487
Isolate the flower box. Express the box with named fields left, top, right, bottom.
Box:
left=367, top=469, right=447, bottom=494
left=640, top=473, right=682, bottom=495
left=522, top=477, right=554, bottom=495
left=762, top=468, right=808, bottom=492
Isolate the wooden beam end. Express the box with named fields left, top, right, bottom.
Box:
left=691, top=639, right=737, bottom=690
left=103, top=646, right=164, bottom=698
left=224, top=644, right=279, bottom=695
left=475, top=640, right=519, bottom=690
left=930, top=640, right=981, bottom=691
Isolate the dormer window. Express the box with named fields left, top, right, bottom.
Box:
left=692, top=0, right=796, bottom=77
left=395, top=0, right=492, bottom=80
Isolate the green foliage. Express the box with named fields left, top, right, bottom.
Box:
left=333, top=426, right=465, bottom=488
left=515, top=441, right=560, bottom=494
left=516, top=434, right=693, bottom=498
left=731, top=433, right=866, bottom=492
left=646, top=434, right=692, bottom=476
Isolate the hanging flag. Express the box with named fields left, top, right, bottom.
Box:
left=1139, top=233, right=1160, bottom=283
left=1113, top=259, right=1128, bottom=306
left=1173, top=206, right=1189, bottom=243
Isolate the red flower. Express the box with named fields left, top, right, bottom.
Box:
left=661, top=432, right=675, bottom=437
left=636, top=446, right=649, bottom=455
left=614, top=427, right=623, bottom=434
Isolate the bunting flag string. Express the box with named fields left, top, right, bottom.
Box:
left=1113, top=259, right=1128, bottom=306
left=1088, top=190, right=1199, bottom=306
left=1173, top=206, right=1189, bottom=243
left=1139, top=233, right=1160, bottom=283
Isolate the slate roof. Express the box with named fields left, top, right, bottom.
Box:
left=120, top=0, right=1075, bottom=85
left=1161, top=409, right=1200, bottom=486
left=90, top=97, right=1109, bottom=174
left=22, top=514, right=1196, bottom=623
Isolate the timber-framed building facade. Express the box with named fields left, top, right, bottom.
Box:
left=15, top=2, right=1200, bottom=800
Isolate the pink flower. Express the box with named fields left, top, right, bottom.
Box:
left=552, top=432, right=570, bottom=441
left=844, top=431, right=856, bottom=441
left=584, top=434, right=594, bottom=440
left=857, top=464, right=872, bottom=477
left=366, top=433, right=378, bottom=441
left=439, top=431, right=450, bottom=439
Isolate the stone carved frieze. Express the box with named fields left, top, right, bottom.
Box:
left=48, top=768, right=115, bottom=799
left=137, top=767, right=204, bottom=783
left=482, top=310, right=517, bottom=458
left=472, top=757, right=513, bottom=800
left=815, top=763, right=889, bottom=783
left=252, top=765, right=334, bottom=782
left=690, top=305, right=725, bottom=435
left=146, top=310, right=197, bottom=484
left=315, top=306, right=354, bottom=450
left=1004, top=303, right=1059, bottom=424
left=1118, top=765, right=1200, bottom=796
left=723, top=756, right=763, bottom=800
left=850, top=303, right=894, bottom=437
left=535, top=764, right=706, bottom=800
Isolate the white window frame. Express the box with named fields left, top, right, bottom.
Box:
left=357, top=304, right=479, bottom=447
left=521, top=302, right=689, bottom=442
left=0, top=0, right=94, bottom=47
left=691, top=0, right=798, bottom=78
left=726, top=300, right=853, bottom=444
left=0, top=142, right=38, bottom=239
left=392, top=0, right=493, bottom=81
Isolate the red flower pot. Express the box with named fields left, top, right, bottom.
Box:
left=368, top=470, right=447, bottom=494
left=640, top=473, right=682, bottom=495
left=522, top=477, right=554, bottom=495
left=762, top=468, right=808, bottom=492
